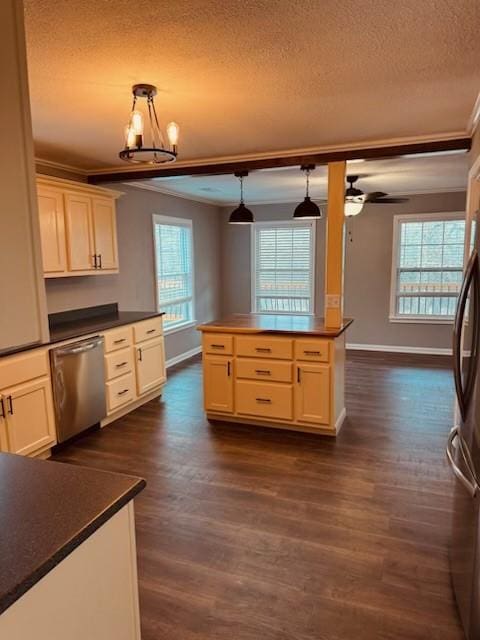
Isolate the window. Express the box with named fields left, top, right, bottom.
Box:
left=390, top=213, right=466, bottom=322
left=252, top=221, right=315, bottom=314
left=153, top=215, right=194, bottom=332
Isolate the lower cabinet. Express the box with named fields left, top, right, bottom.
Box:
left=203, top=356, right=233, bottom=413
left=135, top=338, right=166, bottom=396
left=294, top=363, right=330, bottom=425
left=0, top=376, right=56, bottom=456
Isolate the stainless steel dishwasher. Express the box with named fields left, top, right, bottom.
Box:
left=50, top=336, right=106, bottom=443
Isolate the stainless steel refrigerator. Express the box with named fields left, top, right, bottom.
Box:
left=448, top=214, right=480, bottom=639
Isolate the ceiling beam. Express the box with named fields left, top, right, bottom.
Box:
left=88, top=137, right=471, bottom=184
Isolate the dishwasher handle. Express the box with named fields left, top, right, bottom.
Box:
left=53, top=337, right=104, bottom=357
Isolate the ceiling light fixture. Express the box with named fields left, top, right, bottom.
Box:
left=229, top=172, right=255, bottom=224
left=293, top=165, right=322, bottom=219
left=119, top=84, right=179, bottom=164
left=344, top=175, right=365, bottom=217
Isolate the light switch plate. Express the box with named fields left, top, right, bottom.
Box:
left=326, top=294, right=341, bottom=308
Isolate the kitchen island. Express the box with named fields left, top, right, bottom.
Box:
left=198, top=314, right=352, bottom=436
left=0, top=453, right=145, bottom=640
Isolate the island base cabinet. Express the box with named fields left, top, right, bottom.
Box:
left=204, top=356, right=233, bottom=413
left=0, top=502, right=141, bottom=640
left=295, top=364, right=331, bottom=426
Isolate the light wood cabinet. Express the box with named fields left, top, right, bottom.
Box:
left=36, top=176, right=122, bottom=278
left=203, top=356, right=233, bottom=413
left=135, top=338, right=166, bottom=396
left=37, top=187, right=66, bottom=274
left=295, top=363, right=330, bottom=426
left=0, top=378, right=56, bottom=456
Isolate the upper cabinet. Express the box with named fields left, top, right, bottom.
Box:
left=36, top=176, right=122, bottom=278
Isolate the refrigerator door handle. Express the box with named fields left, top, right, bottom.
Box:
left=446, top=426, right=479, bottom=498
left=453, top=251, right=479, bottom=421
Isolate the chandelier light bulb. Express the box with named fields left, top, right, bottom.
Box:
left=166, top=122, right=180, bottom=148
left=124, top=124, right=136, bottom=149
left=130, top=110, right=144, bottom=135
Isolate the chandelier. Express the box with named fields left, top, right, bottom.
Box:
left=119, top=84, right=179, bottom=164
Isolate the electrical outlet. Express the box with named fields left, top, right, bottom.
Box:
left=326, top=294, right=341, bottom=308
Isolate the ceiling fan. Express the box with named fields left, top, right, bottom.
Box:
left=344, top=175, right=409, bottom=216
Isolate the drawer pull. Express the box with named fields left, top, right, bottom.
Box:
left=211, top=344, right=225, bottom=349
left=113, top=338, right=126, bottom=344
left=304, top=350, right=321, bottom=356
left=255, top=347, right=271, bottom=353
left=146, top=328, right=156, bottom=334
left=115, top=361, right=128, bottom=368
left=255, top=369, right=271, bottom=375
left=227, top=361, right=231, bottom=377
left=117, top=389, right=129, bottom=396
left=256, top=397, right=272, bottom=404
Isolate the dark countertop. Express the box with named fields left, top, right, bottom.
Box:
left=0, top=453, right=145, bottom=615
left=197, top=314, right=353, bottom=337
left=0, top=305, right=165, bottom=359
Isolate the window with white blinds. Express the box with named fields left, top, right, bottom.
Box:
left=252, top=221, right=315, bottom=314
left=153, top=215, right=194, bottom=331
left=390, top=213, right=466, bottom=322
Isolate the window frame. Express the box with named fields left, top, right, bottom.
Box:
left=250, top=219, right=316, bottom=316
left=389, top=211, right=466, bottom=324
left=152, top=214, right=196, bottom=335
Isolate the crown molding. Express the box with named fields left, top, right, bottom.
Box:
left=124, top=181, right=221, bottom=206
left=35, top=157, right=90, bottom=176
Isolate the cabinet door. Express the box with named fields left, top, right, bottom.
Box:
left=64, top=193, right=95, bottom=271
left=203, top=356, right=233, bottom=413
left=295, top=364, right=330, bottom=425
left=2, top=377, right=56, bottom=456
left=135, top=339, right=166, bottom=395
left=92, top=198, right=118, bottom=270
left=37, top=187, right=66, bottom=274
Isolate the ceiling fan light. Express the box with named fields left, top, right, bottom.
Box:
left=229, top=202, right=255, bottom=224
left=293, top=196, right=321, bottom=219
left=344, top=200, right=364, bottom=217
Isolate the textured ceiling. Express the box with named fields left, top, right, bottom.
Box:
left=24, top=0, right=480, bottom=170
left=140, top=153, right=469, bottom=205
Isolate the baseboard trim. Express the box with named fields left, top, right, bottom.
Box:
left=335, top=408, right=347, bottom=433
left=166, top=346, right=202, bottom=369
left=346, top=342, right=452, bottom=356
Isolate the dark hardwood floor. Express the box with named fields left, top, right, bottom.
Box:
left=52, top=351, right=463, bottom=640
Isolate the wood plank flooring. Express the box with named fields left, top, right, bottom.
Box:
left=52, top=351, right=464, bottom=639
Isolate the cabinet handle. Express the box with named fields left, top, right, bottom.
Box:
left=227, top=361, right=231, bottom=376
left=211, top=344, right=225, bottom=349
left=255, top=347, right=271, bottom=353
left=93, top=254, right=98, bottom=268
left=0, top=398, right=5, bottom=419
left=146, top=329, right=156, bottom=334
left=113, top=338, right=126, bottom=344
left=256, top=397, right=272, bottom=404
left=138, top=348, right=142, bottom=362
left=304, top=350, right=321, bottom=356
left=7, top=395, right=13, bottom=415
left=115, top=361, right=128, bottom=368
left=117, top=389, right=129, bottom=396
left=255, top=369, right=271, bottom=375
left=297, top=367, right=301, bottom=383
left=98, top=254, right=102, bottom=269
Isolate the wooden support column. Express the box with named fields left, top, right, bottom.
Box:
left=324, top=161, right=346, bottom=328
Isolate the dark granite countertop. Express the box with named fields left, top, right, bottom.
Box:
left=0, top=453, right=145, bottom=614
left=0, top=304, right=165, bottom=359
left=198, top=314, right=353, bottom=337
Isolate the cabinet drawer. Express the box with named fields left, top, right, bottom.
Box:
left=236, top=336, right=293, bottom=360
left=104, top=326, right=133, bottom=353
left=0, top=349, right=48, bottom=390
left=104, top=347, right=134, bottom=381
left=203, top=333, right=233, bottom=356
left=236, top=359, right=292, bottom=383
left=106, top=373, right=136, bottom=413
left=295, top=339, right=330, bottom=363
left=236, top=380, right=293, bottom=420
left=133, top=317, right=163, bottom=344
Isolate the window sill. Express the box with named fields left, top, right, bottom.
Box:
left=164, top=320, right=197, bottom=336
left=389, top=315, right=454, bottom=325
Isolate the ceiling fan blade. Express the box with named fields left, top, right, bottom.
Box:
left=369, top=197, right=410, bottom=204
left=364, top=191, right=388, bottom=202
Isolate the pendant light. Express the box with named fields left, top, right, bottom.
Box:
left=119, top=84, right=179, bottom=164
left=293, top=164, right=322, bottom=219
left=229, top=172, right=255, bottom=224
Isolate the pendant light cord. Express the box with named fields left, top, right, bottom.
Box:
left=239, top=174, right=244, bottom=204
left=305, top=168, right=310, bottom=198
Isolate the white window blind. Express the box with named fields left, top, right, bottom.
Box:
left=252, top=221, right=315, bottom=314
left=390, top=213, right=466, bottom=321
left=153, top=215, right=194, bottom=331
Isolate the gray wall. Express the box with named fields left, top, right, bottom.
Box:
left=220, top=191, right=466, bottom=350
left=45, top=185, right=222, bottom=360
